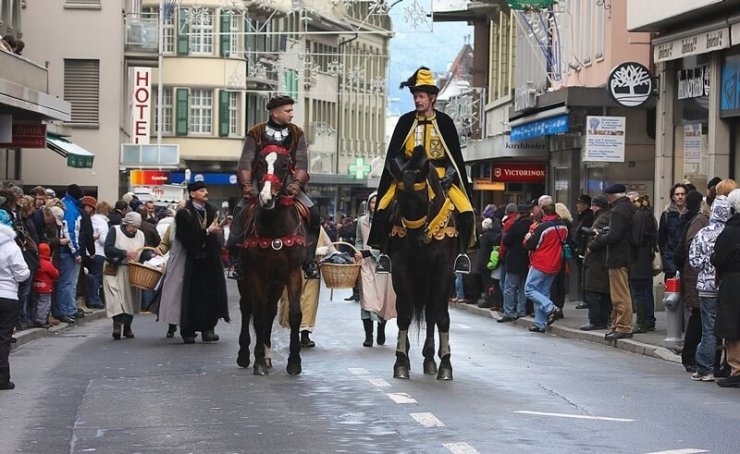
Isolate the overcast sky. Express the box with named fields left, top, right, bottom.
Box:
left=388, top=1, right=473, bottom=114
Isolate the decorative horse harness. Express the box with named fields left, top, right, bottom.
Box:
left=390, top=178, right=458, bottom=243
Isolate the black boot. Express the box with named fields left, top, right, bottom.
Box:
left=453, top=211, right=474, bottom=273
left=374, top=210, right=392, bottom=274
left=123, top=324, right=135, bottom=339
left=300, top=330, right=315, bottom=347
left=0, top=365, right=14, bottom=390
left=166, top=324, right=177, bottom=338
left=303, top=205, right=321, bottom=279
left=362, top=319, right=374, bottom=347
left=376, top=320, right=386, bottom=346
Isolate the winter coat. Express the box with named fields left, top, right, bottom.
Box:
left=679, top=212, right=709, bottom=308
left=503, top=215, right=531, bottom=275
left=629, top=208, right=659, bottom=280
left=659, top=204, right=687, bottom=276
left=475, top=225, right=501, bottom=274
left=62, top=194, right=81, bottom=257
left=525, top=214, right=567, bottom=274
left=590, top=196, right=635, bottom=268
left=498, top=215, right=518, bottom=259
left=573, top=208, right=595, bottom=257
left=584, top=209, right=611, bottom=294
left=0, top=224, right=31, bottom=300
left=91, top=213, right=109, bottom=257
left=32, top=256, right=59, bottom=294
left=689, top=196, right=731, bottom=297
left=710, top=213, right=740, bottom=340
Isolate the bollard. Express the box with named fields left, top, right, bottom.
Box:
left=662, top=273, right=683, bottom=347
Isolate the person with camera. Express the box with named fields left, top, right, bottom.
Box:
left=580, top=196, right=611, bottom=331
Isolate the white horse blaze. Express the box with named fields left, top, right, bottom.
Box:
left=259, top=152, right=278, bottom=205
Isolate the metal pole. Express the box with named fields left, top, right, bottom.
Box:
left=157, top=0, right=164, bottom=151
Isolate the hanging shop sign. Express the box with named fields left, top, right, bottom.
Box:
left=510, top=114, right=569, bottom=142
left=129, top=169, right=170, bottom=186
left=677, top=65, right=710, bottom=99
left=583, top=116, right=626, bottom=163
left=654, top=27, right=729, bottom=63
left=607, top=62, right=655, bottom=108
left=0, top=122, right=47, bottom=148
left=131, top=67, right=152, bottom=145
left=491, top=163, right=546, bottom=183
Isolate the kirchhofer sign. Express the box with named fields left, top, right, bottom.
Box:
left=131, top=67, right=151, bottom=145
left=491, top=163, right=546, bottom=183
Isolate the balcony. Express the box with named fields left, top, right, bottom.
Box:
left=0, top=51, right=48, bottom=93
left=124, top=13, right=159, bottom=58
left=0, top=51, right=71, bottom=121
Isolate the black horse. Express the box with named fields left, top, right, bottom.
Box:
left=235, top=145, right=307, bottom=375
left=388, top=146, right=457, bottom=380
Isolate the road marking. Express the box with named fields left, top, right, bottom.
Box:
left=348, top=368, right=369, bottom=375
left=452, top=324, right=471, bottom=330
left=443, top=442, right=479, bottom=454
left=643, top=450, right=708, bottom=454
left=514, top=410, right=635, bottom=422
left=367, top=377, right=391, bottom=387
left=410, top=412, right=445, bottom=427
left=386, top=392, right=417, bottom=404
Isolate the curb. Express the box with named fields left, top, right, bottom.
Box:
left=452, top=302, right=681, bottom=365
left=10, top=309, right=107, bottom=350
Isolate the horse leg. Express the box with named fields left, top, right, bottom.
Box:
left=422, top=317, right=438, bottom=375
left=286, top=271, right=303, bottom=375
left=436, top=305, right=453, bottom=381
left=252, top=308, right=270, bottom=376
left=236, top=279, right=252, bottom=368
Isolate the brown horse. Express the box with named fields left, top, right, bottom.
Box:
left=388, top=145, right=458, bottom=380
left=235, top=145, right=307, bottom=375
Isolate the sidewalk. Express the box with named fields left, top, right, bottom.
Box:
left=453, top=298, right=683, bottom=365
left=10, top=309, right=108, bottom=350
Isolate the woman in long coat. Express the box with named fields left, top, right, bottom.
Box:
left=103, top=212, right=145, bottom=340
left=355, top=192, right=396, bottom=347
left=154, top=220, right=186, bottom=338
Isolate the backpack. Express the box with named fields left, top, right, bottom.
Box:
left=630, top=207, right=657, bottom=249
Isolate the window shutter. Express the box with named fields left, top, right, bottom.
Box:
left=177, top=8, right=189, bottom=55
left=175, top=88, right=189, bottom=136
left=64, top=59, right=99, bottom=125
left=219, top=90, right=230, bottom=137
left=220, top=11, right=231, bottom=57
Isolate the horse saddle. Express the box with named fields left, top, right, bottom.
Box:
left=238, top=198, right=311, bottom=245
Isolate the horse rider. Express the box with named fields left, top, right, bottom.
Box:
left=228, top=95, right=321, bottom=280
left=368, top=66, right=475, bottom=274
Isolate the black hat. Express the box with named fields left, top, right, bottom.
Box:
left=577, top=194, right=592, bottom=205
left=517, top=203, right=531, bottom=214
left=603, top=183, right=626, bottom=194
left=66, top=184, right=84, bottom=200
left=592, top=195, right=609, bottom=209
left=399, top=66, right=440, bottom=95
left=266, top=95, right=295, bottom=111
left=707, top=177, right=722, bottom=189
left=187, top=181, right=206, bottom=193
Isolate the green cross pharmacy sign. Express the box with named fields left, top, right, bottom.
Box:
left=348, top=158, right=371, bottom=179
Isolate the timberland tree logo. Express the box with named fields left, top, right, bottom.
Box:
left=607, top=62, right=654, bottom=108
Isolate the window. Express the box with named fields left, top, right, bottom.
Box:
left=595, top=2, right=605, bottom=59
left=189, top=89, right=212, bottom=134
left=162, top=8, right=175, bottom=54
left=229, top=12, right=241, bottom=56
left=65, top=0, right=100, bottom=7
left=229, top=92, right=240, bottom=136
left=152, top=87, right=173, bottom=135
left=245, top=93, right=267, bottom=129
left=64, top=59, right=100, bottom=125
left=189, top=8, right=213, bottom=54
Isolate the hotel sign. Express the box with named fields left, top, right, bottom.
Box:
left=654, top=27, right=729, bottom=63
left=131, top=67, right=152, bottom=145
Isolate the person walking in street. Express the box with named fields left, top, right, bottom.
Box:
left=154, top=201, right=187, bottom=339
left=589, top=184, right=636, bottom=341
left=103, top=212, right=145, bottom=340
left=710, top=188, right=740, bottom=388
left=573, top=194, right=594, bottom=308
left=688, top=194, right=731, bottom=382
left=0, top=210, right=31, bottom=390
left=176, top=181, right=230, bottom=344
left=524, top=202, right=567, bottom=333
left=629, top=194, right=659, bottom=333
left=580, top=195, right=611, bottom=331
left=355, top=192, right=396, bottom=347
left=659, top=183, right=688, bottom=279
left=498, top=204, right=531, bottom=323
left=229, top=95, right=322, bottom=281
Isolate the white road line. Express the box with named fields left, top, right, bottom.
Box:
left=514, top=410, right=635, bottom=422
left=452, top=323, right=471, bottom=330
left=386, top=392, right=417, bottom=404
left=410, top=412, right=445, bottom=427
left=443, top=442, right=479, bottom=454
left=367, top=377, right=391, bottom=388
left=643, top=449, right=708, bottom=454
left=348, top=368, right=369, bottom=375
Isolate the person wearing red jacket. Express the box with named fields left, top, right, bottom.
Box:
left=524, top=202, right=567, bottom=332
left=32, top=243, right=59, bottom=328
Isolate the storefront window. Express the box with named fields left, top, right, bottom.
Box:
left=673, top=56, right=710, bottom=188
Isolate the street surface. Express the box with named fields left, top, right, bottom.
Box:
left=2, top=280, right=740, bottom=453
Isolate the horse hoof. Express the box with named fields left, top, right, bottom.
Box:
left=393, top=365, right=410, bottom=379
left=253, top=364, right=269, bottom=376
left=437, top=365, right=453, bottom=381
left=286, top=361, right=302, bottom=375
left=236, top=351, right=250, bottom=368
left=423, top=358, right=437, bottom=375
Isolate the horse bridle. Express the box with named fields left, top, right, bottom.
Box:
left=258, top=144, right=293, bottom=195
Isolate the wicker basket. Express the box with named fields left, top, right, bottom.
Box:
left=320, top=241, right=361, bottom=289
left=129, top=248, right=163, bottom=290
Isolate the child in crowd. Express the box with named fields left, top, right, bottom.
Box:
left=31, top=243, right=59, bottom=328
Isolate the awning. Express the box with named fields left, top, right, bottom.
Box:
left=46, top=133, right=95, bottom=169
